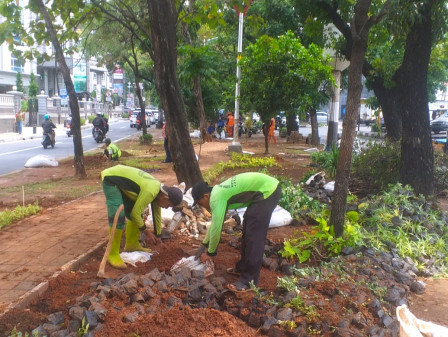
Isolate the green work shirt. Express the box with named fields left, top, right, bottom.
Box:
left=203, top=172, right=279, bottom=255
left=101, top=165, right=162, bottom=235
left=107, top=143, right=121, bottom=160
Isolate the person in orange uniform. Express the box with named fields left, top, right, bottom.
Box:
left=226, top=111, right=234, bottom=137
left=268, top=117, right=276, bottom=143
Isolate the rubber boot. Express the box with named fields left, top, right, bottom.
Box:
left=124, top=221, right=152, bottom=253
left=107, top=229, right=127, bottom=269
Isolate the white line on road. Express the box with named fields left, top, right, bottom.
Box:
left=0, top=146, right=43, bottom=156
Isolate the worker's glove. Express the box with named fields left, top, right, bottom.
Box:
left=194, top=244, right=206, bottom=260
left=139, top=224, right=147, bottom=232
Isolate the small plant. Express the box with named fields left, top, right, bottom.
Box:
left=278, top=180, right=325, bottom=218
left=277, top=275, right=299, bottom=293
left=78, top=317, right=89, bottom=337
left=7, top=327, right=39, bottom=337
left=0, top=202, right=41, bottom=230
left=139, top=133, right=153, bottom=145
left=278, top=320, right=297, bottom=330
left=279, top=126, right=287, bottom=138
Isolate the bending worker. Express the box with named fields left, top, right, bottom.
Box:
left=101, top=165, right=183, bottom=269
left=192, top=172, right=282, bottom=292
left=104, top=138, right=121, bottom=161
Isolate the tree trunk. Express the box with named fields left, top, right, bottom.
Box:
left=35, top=0, right=86, bottom=178
left=134, top=78, right=148, bottom=135
left=309, top=109, right=320, bottom=146
left=286, top=112, right=298, bottom=135
left=397, top=1, right=434, bottom=196
left=147, top=0, right=203, bottom=187
left=369, top=78, right=401, bottom=141
left=330, top=0, right=371, bottom=237
left=193, top=75, right=210, bottom=142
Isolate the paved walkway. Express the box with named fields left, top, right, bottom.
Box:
left=0, top=193, right=108, bottom=314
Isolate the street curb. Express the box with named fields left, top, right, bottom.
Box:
left=0, top=238, right=108, bottom=317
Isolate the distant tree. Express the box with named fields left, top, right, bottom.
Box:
left=28, top=73, right=38, bottom=97
left=240, top=32, right=333, bottom=153
left=15, top=72, right=25, bottom=93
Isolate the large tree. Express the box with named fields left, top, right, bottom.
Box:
left=0, top=0, right=89, bottom=177
left=146, top=0, right=203, bottom=186
left=330, top=0, right=390, bottom=237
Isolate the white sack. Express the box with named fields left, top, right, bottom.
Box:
left=25, top=155, right=59, bottom=168
left=234, top=205, right=292, bottom=228
left=190, top=130, right=201, bottom=138
left=396, top=305, right=448, bottom=337
left=305, top=171, right=325, bottom=185
left=324, top=181, right=335, bottom=193
left=119, top=251, right=152, bottom=267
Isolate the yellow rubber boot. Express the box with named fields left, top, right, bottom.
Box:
left=124, top=221, right=152, bottom=253
left=107, top=229, right=127, bottom=269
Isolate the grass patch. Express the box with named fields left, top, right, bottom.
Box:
left=0, top=202, right=41, bottom=230
left=122, top=158, right=162, bottom=170
left=203, top=153, right=280, bottom=183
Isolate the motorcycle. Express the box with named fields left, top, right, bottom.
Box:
left=66, top=118, right=72, bottom=137
left=238, top=121, right=253, bottom=138
left=42, top=132, right=55, bottom=149
left=93, top=127, right=105, bottom=143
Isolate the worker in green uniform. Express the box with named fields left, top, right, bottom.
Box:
left=104, top=138, right=121, bottom=161
left=101, top=165, right=183, bottom=269
left=192, top=172, right=282, bottom=292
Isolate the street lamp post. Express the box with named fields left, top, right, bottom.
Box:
left=229, top=2, right=250, bottom=154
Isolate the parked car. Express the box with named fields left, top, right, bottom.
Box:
left=431, top=113, right=448, bottom=134
left=316, top=111, right=328, bottom=124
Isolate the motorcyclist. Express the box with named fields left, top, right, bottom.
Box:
left=42, top=114, right=56, bottom=144
left=92, top=113, right=108, bottom=137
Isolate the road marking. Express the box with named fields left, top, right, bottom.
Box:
left=0, top=146, right=42, bottom=156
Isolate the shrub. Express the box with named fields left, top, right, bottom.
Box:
left=351, top=140, right=400, bottom=191
left=139, top=133, right=153, bottom=145
left=309, top=145, right=339, bottom=178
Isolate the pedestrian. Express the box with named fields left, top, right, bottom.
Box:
left=15, top=109, right=25, bottom=134
left=207, top=121, right=216, bottom=138
left=192, top=172, right=282, bottom=292
left=101, top=165, right=183, bottom=269
left=103, top=138, right=121, bottom=161
left=162, top=121, right=172, bottom=163
left=217, top=115, right=225, bottom=139
left=268, top=117, right=276, bottom=143
left=226, top=111, right=234, bottom=137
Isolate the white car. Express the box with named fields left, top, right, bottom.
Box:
left=129, top=109, right=151, bottom=128
left=316, top=111, right=328, bottom=124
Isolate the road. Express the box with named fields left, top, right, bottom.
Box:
left=0, top=119, right=139, bottom=176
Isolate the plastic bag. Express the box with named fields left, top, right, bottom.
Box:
left=170, top=256, right=214, bottom=277
left=119, top=251, right=152, bottom=267
left=396, top=304, right=448, bottom=337
left=24, top=155, right=59, bottom=168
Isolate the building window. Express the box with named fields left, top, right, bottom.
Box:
left=11, top=55, right=24, bottom=72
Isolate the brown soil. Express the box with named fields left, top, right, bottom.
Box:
left=0, top=132, right=447, bottom=336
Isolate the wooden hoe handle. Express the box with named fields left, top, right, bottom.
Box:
left=97, top=204, right=124, bottom=278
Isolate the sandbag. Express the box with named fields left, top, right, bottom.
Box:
left=119, top=251, right=152, bottom=267
left=396, top=304, right=448, bottom=337
left=24, top=155, right=59, bottom=168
